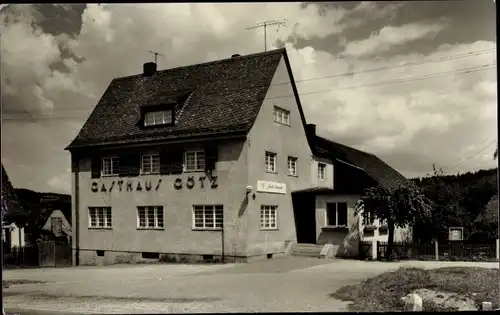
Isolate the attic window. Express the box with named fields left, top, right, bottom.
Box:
left=144, top=109, right=173, bottom=126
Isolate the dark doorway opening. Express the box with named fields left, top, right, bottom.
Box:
left=292, top=192, right=317, bottom=244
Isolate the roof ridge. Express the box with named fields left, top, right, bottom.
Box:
left=315, top=135, right=377, bottom=157
left=114, top=48, right=285, bottom=82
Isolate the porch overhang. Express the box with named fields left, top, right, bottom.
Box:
left=291, top=187, right=336, bottom=195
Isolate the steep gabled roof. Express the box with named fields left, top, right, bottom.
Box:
left=1, top=163, right=25, bottom=223
left=311, top=135, right=409, bottom=190
left=66, top=49, right=288, bottom=150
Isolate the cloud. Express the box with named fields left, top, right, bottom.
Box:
left=0, top=3, right=497, bottom=193
left=342, top=22, right=447, bottom=58
left=48, top=171, right=71, bottom=193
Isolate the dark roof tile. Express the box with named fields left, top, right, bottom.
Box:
left=67, top=49, right=285, bottom=149
left=312, top=135, right=409, bottom=190
left=1, top=163, right=25, bottom=223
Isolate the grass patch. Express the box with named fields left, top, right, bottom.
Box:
left=331, top=267, right=499, bottom=312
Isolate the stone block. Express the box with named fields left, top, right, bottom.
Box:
left=402, top=293, right=422, bottom=312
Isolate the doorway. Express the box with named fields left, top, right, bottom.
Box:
left=292, top=193, right=317, bottom=244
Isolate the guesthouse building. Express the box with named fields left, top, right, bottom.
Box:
left=66, top=48, right=411, bottom=265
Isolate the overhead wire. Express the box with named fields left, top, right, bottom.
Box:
left=1, top=49, right=496, bottom=122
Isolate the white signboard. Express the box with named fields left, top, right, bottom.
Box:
left=256, top=180, right=287, bottom=195
left=448, top=227, right=464, bottom=241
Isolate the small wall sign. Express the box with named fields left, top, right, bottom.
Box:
left=256, top=180, right=286, bottom=194
left=448, top=227, right=464, bottom=241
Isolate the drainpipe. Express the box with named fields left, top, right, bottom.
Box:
left=221, top=211, right=225, bottom=263
left=74, top=156, right=80, bottom=266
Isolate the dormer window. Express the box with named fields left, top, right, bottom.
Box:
left=144, top=109, right=173, bottom=127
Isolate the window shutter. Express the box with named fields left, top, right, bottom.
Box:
left=205, top=145, right=218, bottom=172
left=160, top=147, right=184, bottom=175
left=120, top=152, right=140, bottom=177
left=171, top=149, right=184, bottom=174
left=91, top=155, right=101, bottom=179
left=128, top=152, right=141, bottom=177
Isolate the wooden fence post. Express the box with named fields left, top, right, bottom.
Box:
left=434, top=240, right=439, bottom=261
left=371, top=239, right=377, bottom=260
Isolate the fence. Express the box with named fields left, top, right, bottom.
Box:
left=360, top=239, right=499, bottom=261
left=3, top=244, right=39, bottom=267
left=3, top=241, right=72, bottom=268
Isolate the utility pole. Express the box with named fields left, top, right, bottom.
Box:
left=147, top=50, right=164, bottom=64
left=246, top=19, right=287, bottom=52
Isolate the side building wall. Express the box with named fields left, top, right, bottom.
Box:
left=245, top=56, right=314, bottom=259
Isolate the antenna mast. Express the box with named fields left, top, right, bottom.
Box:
left=147, top=50, right=165, bottom=64
left=246, top=19, right=287, bottom=52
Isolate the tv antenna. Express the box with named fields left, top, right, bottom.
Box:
left=246, top=19, right=287, bottom=52
left=147, top=50, right=165, bottom=64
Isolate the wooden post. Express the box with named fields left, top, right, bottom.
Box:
left=371, top=239, right=377, bottom=260
left=435, top=240, right=439, bottom=261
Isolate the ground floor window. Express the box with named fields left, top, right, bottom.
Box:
left=193, top=205, right=223, bottom=230
left=137, top=206, right=164, bottom=229
left=260, top=205, right=278, bottom=230
left=89, top=207, right=112, bottom=228
left=326, top=202, right=348, bottom=227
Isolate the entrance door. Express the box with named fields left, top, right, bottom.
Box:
left=292, top=193, right=317, bottom=244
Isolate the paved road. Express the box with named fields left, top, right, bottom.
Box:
left=3, top=258, right=498, bottom=314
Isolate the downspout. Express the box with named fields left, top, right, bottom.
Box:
left=74, top=155, right=80, bottom=266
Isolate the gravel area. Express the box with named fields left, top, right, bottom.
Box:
left=3, top=258, right=498, bottom=314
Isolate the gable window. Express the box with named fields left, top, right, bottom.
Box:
left=89, top=207, right=112, bottom=228
left=265, top=151, right=277, bottom=173
left=144, top=110, right=173, bottom=126
left=184, top=150, right=205, bottom=172
left=137, top=206, right=164, bottom=229
left=326, top=202, right=348, bottom=227
left=102, top=157, right=119, bottom=176
left=318, top=163, right=326, bottom=180
left=141, top=153, right=160, bottom=174
left=51, top=217, right=63, bottom=236
left=363, top=212, right=373, bottom=226
left=273, top=106, right=290, bottom=125
left=260, top=205, right=278, bottom=230
left=193, top=205, right=223, bottom=230
left=287, top=156, right=298, bottom=176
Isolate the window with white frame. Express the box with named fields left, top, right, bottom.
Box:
left=363, top=211, right=373, bottom=226
left=141, top=153, right=160, bottom=174
left=265, top=151, right=277, bottom=173
left=260, top=205, right=278, bottom=230
left=137, top=206, right=164, bottom=229
left=318, top=163, right=326, bottom=180
left=326, top=202, right=348, bottom=227
left=144, top=110, right=173, bottom=126
left=102, top=157, right=119, bottom=176
left=193, top=205, right=223, bottom=230
left=89, top=207, right=112, bottom=228
left=185, top=150, right=205, bottom=172
left=287, top=156, right=297, bottom=176
left=273, top=106, right=290, bottom=125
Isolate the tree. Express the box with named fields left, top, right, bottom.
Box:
left=355, top=182, right=433, bottom=261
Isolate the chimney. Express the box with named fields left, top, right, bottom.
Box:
left=306, top=124, right=316, bottom=137
left=143, top=62, right=157, bottom=76
left=231, top=54, right=241, bottom=58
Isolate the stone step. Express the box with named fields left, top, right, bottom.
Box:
left=289, top=243, right=324, bottom=258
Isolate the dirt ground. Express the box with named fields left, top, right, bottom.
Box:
left=3, top=258, right=498, bottom=314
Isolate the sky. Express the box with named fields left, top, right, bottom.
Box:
left=0, top=2, right=497, bottom=194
